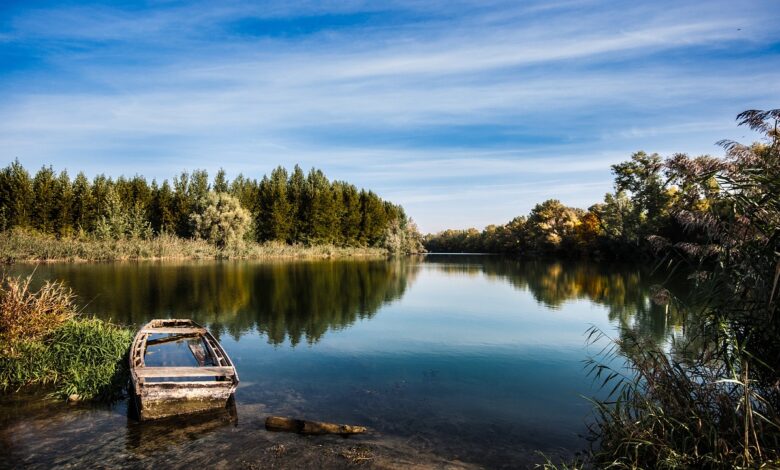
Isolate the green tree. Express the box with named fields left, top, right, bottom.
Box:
left=150, top=180, right=176, bottom=234
left=287, top=165, right=307, bottom=241
left=591, top=191, right=639, bottom=244
left=611, top=151, right=671, bottom=234
left=52, top=170, right=73, bottom=236
left=306, top=169, right=338, bottom=243
left=70, top=172, right=94, bottom=232
left=257, top=167, right=294, bottom=242
left=31, top=166, right=57, bottom=233
left=359, top=190, right=387, bottom=245
left=172, top=171, right=191, bottom=237
left=526, top=199, right=582, bottom=252
left=339, top=182, right=362, bottom=245
left=0, top=159, right=33, bottom=229
left=213, top=168, right=229, bottom=193
left=94, top=186, right=130, bottom=240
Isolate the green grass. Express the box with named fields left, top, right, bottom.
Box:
left=0, top=227, right=388, bottom=263
left=0, top=318, right=132, bottom=401
left=0, top=273, right=133, bottom=401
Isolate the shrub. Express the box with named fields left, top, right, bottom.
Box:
left=0, top=274, right=75, bottom=355
left=0, top=274, right=132, bottom=400
left=190, top=191, right=252, bottom=248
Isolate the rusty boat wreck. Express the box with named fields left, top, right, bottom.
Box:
left=130, top=319, right=239, bottom=421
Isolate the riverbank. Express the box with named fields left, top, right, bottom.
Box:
left=0, top=228, right=388, bottom=264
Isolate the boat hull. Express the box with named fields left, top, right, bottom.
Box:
left=135, top=381, right=237, bottom=421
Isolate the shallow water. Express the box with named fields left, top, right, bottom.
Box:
left=1, top=255, right=681, bottom=469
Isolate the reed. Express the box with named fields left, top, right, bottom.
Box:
left=0, top=274, right=132, bottom=400
left=0, top=274, right=75, bottom=354
left=582, top=327, right=780, bottom=469
left=0, top=227, right=387, bottom=264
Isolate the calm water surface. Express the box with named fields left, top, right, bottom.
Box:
left=1, top=255, right=681, bottom=469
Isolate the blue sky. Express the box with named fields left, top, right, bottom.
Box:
left=1, top=0, right=778, bottom=233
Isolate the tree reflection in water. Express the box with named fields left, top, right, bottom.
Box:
left=424, top=255, right=690, bottom=345
left=12, top=256, right=687, bottom=346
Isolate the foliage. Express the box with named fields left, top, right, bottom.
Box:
left=424, top=147, right=729, bottom=258
left=0, top=162, right=419, bottom=249
left=584, top=327, right=780, bottom=469
left=575, top=109, right=780, bottom=469
left=190, top=191, right=251, bottom=248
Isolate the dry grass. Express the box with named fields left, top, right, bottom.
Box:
left=0, top=274, right=75, bottom=355
left=0, top=227, right=388, bottom=264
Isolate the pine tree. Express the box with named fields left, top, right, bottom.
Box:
left=306, top=169, right=337, bottom=243
left=0, top=159, right=33, bottom=229
left=287, top=165, right=307, bottom=242
left=213, top=168, right=229, bottom=193
left=52, top=170, right=73, bottom=236
left=360, top=190, right=387, bottom=245
left=172, top=171, right=191, bottom=237
left=339, top=183, right=362, bottom=245
left=91, top=174, right=113, bottom=225
left=31, top=166, right=56, bottom=232
left=71, top=172, right=93, bottom=232
left=267, top=166, right=292, bottom=241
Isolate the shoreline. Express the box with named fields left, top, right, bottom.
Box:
left=0, top=228, right=391, bottom=265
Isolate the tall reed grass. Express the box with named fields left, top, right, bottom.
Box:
left=0, top=227, right=388, bottom=264
left=582, top=327, right=780, bottom=469
left=0, top=274, right=132, bottom=400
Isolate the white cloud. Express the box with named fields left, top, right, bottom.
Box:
left=1, top=0, right=778, bottom=232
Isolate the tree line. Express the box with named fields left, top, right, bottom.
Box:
left=424, top=149, right=731, bottom=258
left=0, top=162, right=423, bottom=251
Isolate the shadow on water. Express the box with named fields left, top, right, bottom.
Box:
left=125, top=397, right=238, bottom=455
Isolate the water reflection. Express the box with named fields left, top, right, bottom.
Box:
left=13, top=259, right=419, bottom=345
left=424, top=255, right=688, bottom=343
left=2, top=256, right=690, bottom=468
left=125, top=399, right=238, bottom=455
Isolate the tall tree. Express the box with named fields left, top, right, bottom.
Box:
left=52, top=170, right=73, bottom=236
left=611, top=151, right=671, bottom=234
left=0, top=159, right=33, bottom=229
left=306, top=169, right=337, bottom=243
left=70, top=172, right=93, bottom=232
left=31, top=166, right=56, bottom=232
left=213, top=168, right=229, bottom=193
left=287, top=165, right=307, bottom=241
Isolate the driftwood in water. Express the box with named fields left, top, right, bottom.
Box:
left=265, top=416, right=367, bottom=435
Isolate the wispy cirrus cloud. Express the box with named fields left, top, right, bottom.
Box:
left=0, top=0, right=778, bottom=232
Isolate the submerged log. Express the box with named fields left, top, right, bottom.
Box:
left=265, top=416, right=367, bottom=435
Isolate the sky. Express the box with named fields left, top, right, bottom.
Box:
left=1, top=1, right=779, bottom=233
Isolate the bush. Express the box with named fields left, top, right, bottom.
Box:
left=0, top=274, right=132, bottom=400
left=190, top=191, right=252, bottom=248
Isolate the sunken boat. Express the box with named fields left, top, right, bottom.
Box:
left=129, top=319, right=239, bottom=421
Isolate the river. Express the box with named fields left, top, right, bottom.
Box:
left=0, top=255, right=682, bottom=469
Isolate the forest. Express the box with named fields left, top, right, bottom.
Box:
left=0, top=163, right=423, bottom=255
left=424, top=150, right=728, bottom=258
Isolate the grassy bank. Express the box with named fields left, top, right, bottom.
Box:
left=0, top=274, right=132, bottom=400
left=0, top=228, right=388, bottom=264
